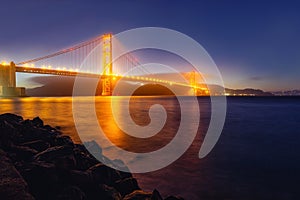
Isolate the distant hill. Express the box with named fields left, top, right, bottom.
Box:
left=26, top=76, right=183, bottom=96
left=225, top=88, right=274, bottom=96
left=271, top=90, right=300, bottom=96
left=132, top=84, right=175, bottom=96
left=26, top=76, right=275, bottom=97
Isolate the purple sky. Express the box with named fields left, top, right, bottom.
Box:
left=0, top=0, right=299, bottom=91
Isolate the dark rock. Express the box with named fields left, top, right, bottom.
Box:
left=18, top=161, right=59, bottom=199
left=21, top=140, right=50, bottom=152
left=115, top=177, right=141, bottom=196
left=18, top=124, right=58, bottom=145
left=123, top=190, right=152, bottom=200
left=87, top=163, right=122, bottom=185
left=101, top=184, right=122, bottom=200
left=32, top=116, right=44, bottom=127
left=9, top=145, right=38, bottom=161
left=0, top=120, right=17, bottom=149
left=55, top=135, right=74, bottom=147
left=112, top=159, right=132, bottom=179
left=56, top=185, right=87, bottom=200
left=84, top=140, right=103, bottom=157
left=0, top=149, right=34, bottom=200
left=151, top=189, right=163, bottom=200
left=0, top=113, right=23, bottom=124
left=164, top=196, right=184, bottom=200
left=0, top=114, right=183, bottom=199
left=68, top=170, right=93, bottom=186
left=34, top=145, right=76, bottom=169
left=73, top=146, right=99, bottom=170
left=44, top=124, right=60, bottom=133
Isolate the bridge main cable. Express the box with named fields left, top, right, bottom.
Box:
left=16, top=34, right=104, bottom=65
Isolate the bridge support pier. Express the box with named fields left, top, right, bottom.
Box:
left=101, top=78, right=112, bottom=96
left=0, top=62, right=26, bottom=97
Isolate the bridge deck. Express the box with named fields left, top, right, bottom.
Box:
left=16, top=66, right=102, bottom=78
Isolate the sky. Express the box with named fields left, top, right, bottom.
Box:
left=0, top=0, right=300, bottom=91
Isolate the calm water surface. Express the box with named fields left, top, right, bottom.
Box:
left=0, top=96, right=300, bottom=199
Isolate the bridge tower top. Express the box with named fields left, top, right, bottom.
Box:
left=102, top=33, right=112, bottom=75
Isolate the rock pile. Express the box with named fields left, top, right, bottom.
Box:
left=0, top=113, right=183, bottom=200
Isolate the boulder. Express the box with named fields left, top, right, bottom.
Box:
left=112, top=159, right=132, bottom=179
left=73, top=146, right=99, bottom=170
left=56, top=185, right=87, bottom=200
left=151, top=189, right=163, bottom=200
left=115, top=177, right=141, bottom=196
left=21, top=140, right=50, bottom=152
left=9, top=145, right=38, bottom=161
left=68, top=170, right=93, bottom=186
left=123, top=190, right=152, bottom=200
left=87, top=163, right=122, bottom=185
left=31, top=116, right=44, bottom=127
left=18, top=124, right=58, bottom=145
left=164, top=196, right=184, bottom=200
left=101, top=184, right=122, bottom=200
left=55, top=135, right=74, bottom=147
left=0, top=113, right=23, bottom=124
left=0, top=120, right=19, bottom=149
left=18, top=161, right=59, bottom=199
left=34, top=145, right=76, bottom=169
left=83, top=141, right=103, bottom=159
left=0, top=149, right=34, bottom=200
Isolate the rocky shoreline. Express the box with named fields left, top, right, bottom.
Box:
left=0, top=113, right=183, bottom=200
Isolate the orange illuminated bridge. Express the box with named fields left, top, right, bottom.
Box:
left=0, top=34, right=209, bottom=97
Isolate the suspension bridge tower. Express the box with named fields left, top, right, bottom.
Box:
left=101, top=33, right=113, bottom=96
left=189, top=71, right=198, bottom=96
left=0, top=62, right=25, bottom=96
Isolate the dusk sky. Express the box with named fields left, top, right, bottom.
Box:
left=0, top=0, right=300, bottom=91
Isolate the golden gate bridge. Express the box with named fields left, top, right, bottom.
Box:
left=0, top=33, right=209, bottom=97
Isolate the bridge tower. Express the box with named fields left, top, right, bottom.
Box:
left=101, top=33, right=113, bottom=96
left=189, top=71, right=197, bottom=96
left=0, top=62, right=25, bottom=96
left=0, top=61, right=16, bottom=88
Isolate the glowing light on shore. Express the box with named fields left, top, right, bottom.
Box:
left=1, top=61, right=8, bottom=66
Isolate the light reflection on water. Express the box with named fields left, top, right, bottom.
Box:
left=0, top=96, right=210, bottom=199
left=1, top=97, right=300, bottom=199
